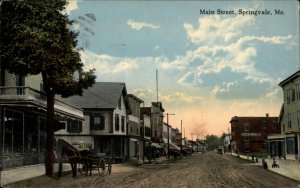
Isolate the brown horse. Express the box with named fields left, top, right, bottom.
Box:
left=61, top=146, right=93, bottom=177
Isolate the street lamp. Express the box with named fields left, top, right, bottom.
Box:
left=166, top=113, right=175, bottom=158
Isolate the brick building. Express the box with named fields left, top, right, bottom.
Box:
left=230, top=114, right=280, bottom=153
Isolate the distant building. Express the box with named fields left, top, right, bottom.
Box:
left=230, top=114, right=280, bottom=153
left=140, top=102, right=164, bottom=145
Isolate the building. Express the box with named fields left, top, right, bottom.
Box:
left=230, top=114, right=280, bottom=153
left=127, top=94, right=143, bottom=162
left=60, top=82, right=131, bottom=162
left=223, top=134, right=231, bottom=152
left=140, top=102, right=164, bottom=145
left=277, top=70, right=300, bottom=160
left=0, top=71, right=84, bottom=169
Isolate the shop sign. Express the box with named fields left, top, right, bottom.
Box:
left=241, top=133, right=261, bottom=137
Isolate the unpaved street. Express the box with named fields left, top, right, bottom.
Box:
left=7, top=152, right=300, bottom=188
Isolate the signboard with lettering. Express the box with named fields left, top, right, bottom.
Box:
left=241, top=133, right=262, bottom=137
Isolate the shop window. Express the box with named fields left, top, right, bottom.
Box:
left=286, top=137, right=295, bottom=154
left=3, top=109, right=24, bottom=153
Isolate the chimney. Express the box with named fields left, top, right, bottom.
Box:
left=266, top=113, right=269, bottom=117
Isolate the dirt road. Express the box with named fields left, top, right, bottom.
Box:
left=7, top=152, right=300, bottom=188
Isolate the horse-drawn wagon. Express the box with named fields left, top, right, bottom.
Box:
left=57, top=139, right=112, bottom=178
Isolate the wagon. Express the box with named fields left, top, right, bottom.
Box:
left=78, top=153, right=112, bottom=176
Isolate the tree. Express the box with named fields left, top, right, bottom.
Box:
left=0, top=0, right=96, bottom=177
left=191, top=119, right=207, bottom=140
left=205, top=135, right=223, bottom=151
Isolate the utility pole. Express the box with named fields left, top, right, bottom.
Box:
left=156, top=69, right=158, bottom=102
left=181, top=120, right=183, bottom=153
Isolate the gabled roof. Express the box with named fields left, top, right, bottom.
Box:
left=61, top=82, right=128, bottom=109
left=278, top=70, right=300, bottom=87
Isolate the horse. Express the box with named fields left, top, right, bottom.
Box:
left=168, top=149, right=181, bottom=160
left=61, top=146, right=93, bottom=177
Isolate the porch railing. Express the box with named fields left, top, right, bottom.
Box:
left=0, top=86, right=84, bottom=119
left=0, top=86, right=45, bottom=99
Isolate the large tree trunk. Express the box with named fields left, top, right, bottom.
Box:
left=42, top=72, right=55, bottom=177
left=45, top=90, right=55, bottom=177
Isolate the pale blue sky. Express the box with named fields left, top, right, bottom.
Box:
left=66, top=0, right=299, bottom=136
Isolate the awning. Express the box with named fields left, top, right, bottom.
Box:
left=151, top=143, right=162, bottom=148
left=165, top=143, right=180, bottom=150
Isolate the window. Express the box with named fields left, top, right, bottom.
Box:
left=115, top=114, right=120, bottom=131
left=286, top=137, right=295, bottom=154
left=91, top=114, right=105, bottom=131
left=243, top=123, right=249, bottom=132
left=287, top=89, right=292, bottom=104
left=16, top=74, right=25, bottom=95
left=67, top=120, right=82, bottom=133
left=296, top=84, right=300, bottom=100
left=288, top=113, right=292, bottom=129
left=121, top=116, right=125, bottom=132
left=272, top=121, right=277, bottom=129
left=3, top=109, right=24, bottom=153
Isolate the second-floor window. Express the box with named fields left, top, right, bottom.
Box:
left=115, top=114, right=120, bottom=131
left=121, top=116, right=125, bottom=132
left=272, top=121, right=277, bottom=129
left=287, top=89, right=292, bottom=104
left=296, top=84, right=300, bottom=100
left=91, top=114, right=105, bottom=131
left=288, top=113, right=292, bottom=129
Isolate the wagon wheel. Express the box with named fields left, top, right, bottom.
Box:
left=98, top=158, right=109, bottom=176
left=78, top=162, right=88, bottom=175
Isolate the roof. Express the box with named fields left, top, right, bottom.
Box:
left=278, top=70, right=300, bottom=87
left=60, top=82, right=128, bottom=109
left=229, top=115, right=278, bottom=123
left=127, top=94, right=144, bottom=103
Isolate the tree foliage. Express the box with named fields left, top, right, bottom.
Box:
left=1, top=0, right=96, bottom=176
left=205, top=135, right=223, bottom=151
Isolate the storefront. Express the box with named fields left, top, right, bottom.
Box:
left=0, top=106, right=47, bottom=169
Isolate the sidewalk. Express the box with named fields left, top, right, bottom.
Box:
left=230, top=153, right=300, bottom=182
left=0, top=163, right=72, bottom=186
left=0, top=156, right=169, bottom=186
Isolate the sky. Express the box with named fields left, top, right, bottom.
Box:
left=65, top=0, right=299, bottom=138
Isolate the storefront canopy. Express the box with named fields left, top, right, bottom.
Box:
left=151, top=142, right=162, bottom=148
